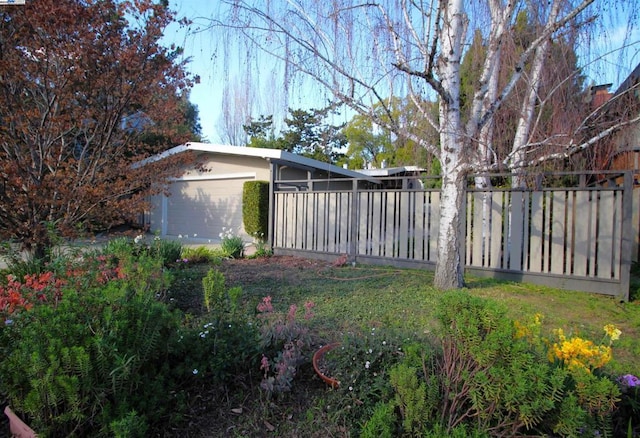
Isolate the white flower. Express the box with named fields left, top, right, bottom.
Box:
left=348, top=386, right=353, bottom=391
left=382, top=341, right=386, bottom=345
left=365, top=361, right=370, bottom=369
left=192, top=369, right=198, bottom=375
left=368, top=349, right=373, bottom=354
left=178, top=234, right=183, bottom=239
left=134, top=234, right=144, bottom=244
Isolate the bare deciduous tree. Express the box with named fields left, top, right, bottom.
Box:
left=211, top=0, right=639, bottom=288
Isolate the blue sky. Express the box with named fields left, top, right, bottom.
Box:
left=164, top=1, right=640, bottom=144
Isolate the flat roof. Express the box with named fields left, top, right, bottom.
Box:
left=148, top=142, right=373, bottom=180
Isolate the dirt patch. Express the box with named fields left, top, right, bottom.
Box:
left=218, top=255, right=334, bottom=287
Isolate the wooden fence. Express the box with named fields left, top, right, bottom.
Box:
left=272, top=172, right=633, bottom=301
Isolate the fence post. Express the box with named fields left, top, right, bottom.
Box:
left=620, top=171, right=633, bottom=302
left=268, top=162, right=276, bottom=250
left=349, top=178, right=359, bottom=262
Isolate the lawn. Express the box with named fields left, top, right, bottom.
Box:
left=164, top=255, right=640, bottom=437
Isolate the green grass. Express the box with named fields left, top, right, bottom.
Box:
left=179, top=259, right=640, bottom=376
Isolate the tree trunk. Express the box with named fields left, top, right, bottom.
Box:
left=434, top=168, right=466, bottom=289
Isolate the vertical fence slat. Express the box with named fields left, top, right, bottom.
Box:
left=528, top=192, right=544, bottom=273
left=573, top=191, right=590, bottom=276
left=490, top=192, right=503, bottom=268
left=399, top=192, right=410, bottom=259
left=472, top=192, right=485, bottom=266
left=550, top=192, right=567, bottom=275
left=596, top=191, right=615, bottom=279
left=429, top=192, right=440, bottom=263
left=414, top=192, right=425, bottom=260
left=508, top=192, right=524, bottom=271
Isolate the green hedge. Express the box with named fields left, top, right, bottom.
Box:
left=242, top=180, right=269, bottom=240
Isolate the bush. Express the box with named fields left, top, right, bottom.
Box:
left=103, top=235, right=183, bottom=268
left=0, top=251, right=183, bottom=436
left=359, top=291, right=621, bottom=437
left=219, top=228, right=244, bottom=259
left=170, top=269, right=260, bottom=384
left=180, top=246, right=223, bottom=264
left=242, top=180, right=269, bottom=241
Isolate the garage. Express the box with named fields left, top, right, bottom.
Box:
left=147, top=143, right=370, bottom=243
left=165, top=177, right=253, bottom=239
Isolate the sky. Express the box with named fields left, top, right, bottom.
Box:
left=163, top=1, right=640, bottom=145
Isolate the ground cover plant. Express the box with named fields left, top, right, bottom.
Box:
left=1, top=242, right=639, bottom=436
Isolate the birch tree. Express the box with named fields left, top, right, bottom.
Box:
left=212, top=0, right=639, bottom=289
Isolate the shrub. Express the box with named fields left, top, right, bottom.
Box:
left=103, top=235, right=183, bottom=268
left=322, top=327, right=414, bottom=432
left=257, top=296, right=315, bottom=396
left=0, top=251, right=183, bottom=436
left=242, top=180, right=269, bottom=240
left=170, top=270, right=260, bottom=384
left=150, top=238, right=183, bottom=267
left=360, top=292, right=621, bottom=437
left=219, top=228, right=244, bottom=259
left=180, top=246, right=223, bottom=264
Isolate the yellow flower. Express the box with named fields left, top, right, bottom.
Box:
left=603, top=324, right=621, bottom=342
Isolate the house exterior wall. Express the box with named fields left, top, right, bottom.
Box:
left=148, top=154, right=271, bottom=240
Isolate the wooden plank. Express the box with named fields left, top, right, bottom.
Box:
left=398, top=191, right=410, bottom=259
left=588, top=192, right=599, bottom=277
left=471, top=192, right=485, bottom=267
left=414, top=192, right=425, bottom=261
left=508, top=192, right=525, bottom=271
left=610, top=190, right=622, bottom=280
left=465, top=192, right=473, bottom=265
left=429, top=192, right=440, bottom=263
left=318, top=193, right=328, bottom=251
left=489, top=191, right=503, bottom=268
left=528, top=191, right=544, bottom=273
left=542, top=192, right=552, bottom=273
left=335, top=193, right=348, bottom=253
left=358, top=192, right=370, bottom=254
left=596, top=191, right=615, bottom=279
left=573, top=191, right=590, bottom=276
left=550, top=191, right=567, bottom=275
left=384, top=192, right=396, bottom=257
left=370, top=192, right=382, bottom=256
left=565, top=191, right=575, bottom=276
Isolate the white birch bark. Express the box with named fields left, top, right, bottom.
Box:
left=509, top=0, right=562, bottom=188
left=433, top=0, right=467, bottom=288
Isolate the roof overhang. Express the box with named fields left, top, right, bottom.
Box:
left=144, top=142, right=379, bottom=182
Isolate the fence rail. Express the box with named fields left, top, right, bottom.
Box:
left=272, top=172, right=633, bottom=300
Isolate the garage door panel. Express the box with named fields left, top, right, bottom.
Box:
left=166, top=179, right=249, bottom=239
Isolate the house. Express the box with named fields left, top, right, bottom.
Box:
left=146, top=142, right=373, bottom=242
left=591, top=62, right=640, bottom=182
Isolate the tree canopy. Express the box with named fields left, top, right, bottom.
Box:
left=0, top=0, right=198, bottom=259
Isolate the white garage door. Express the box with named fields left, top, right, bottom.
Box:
left=166, top=178, right=251, bottom=239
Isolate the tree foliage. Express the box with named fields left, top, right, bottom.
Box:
left=244, top=106, right=347, bottom=163
left=0, top=0, right=198, bottom=258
